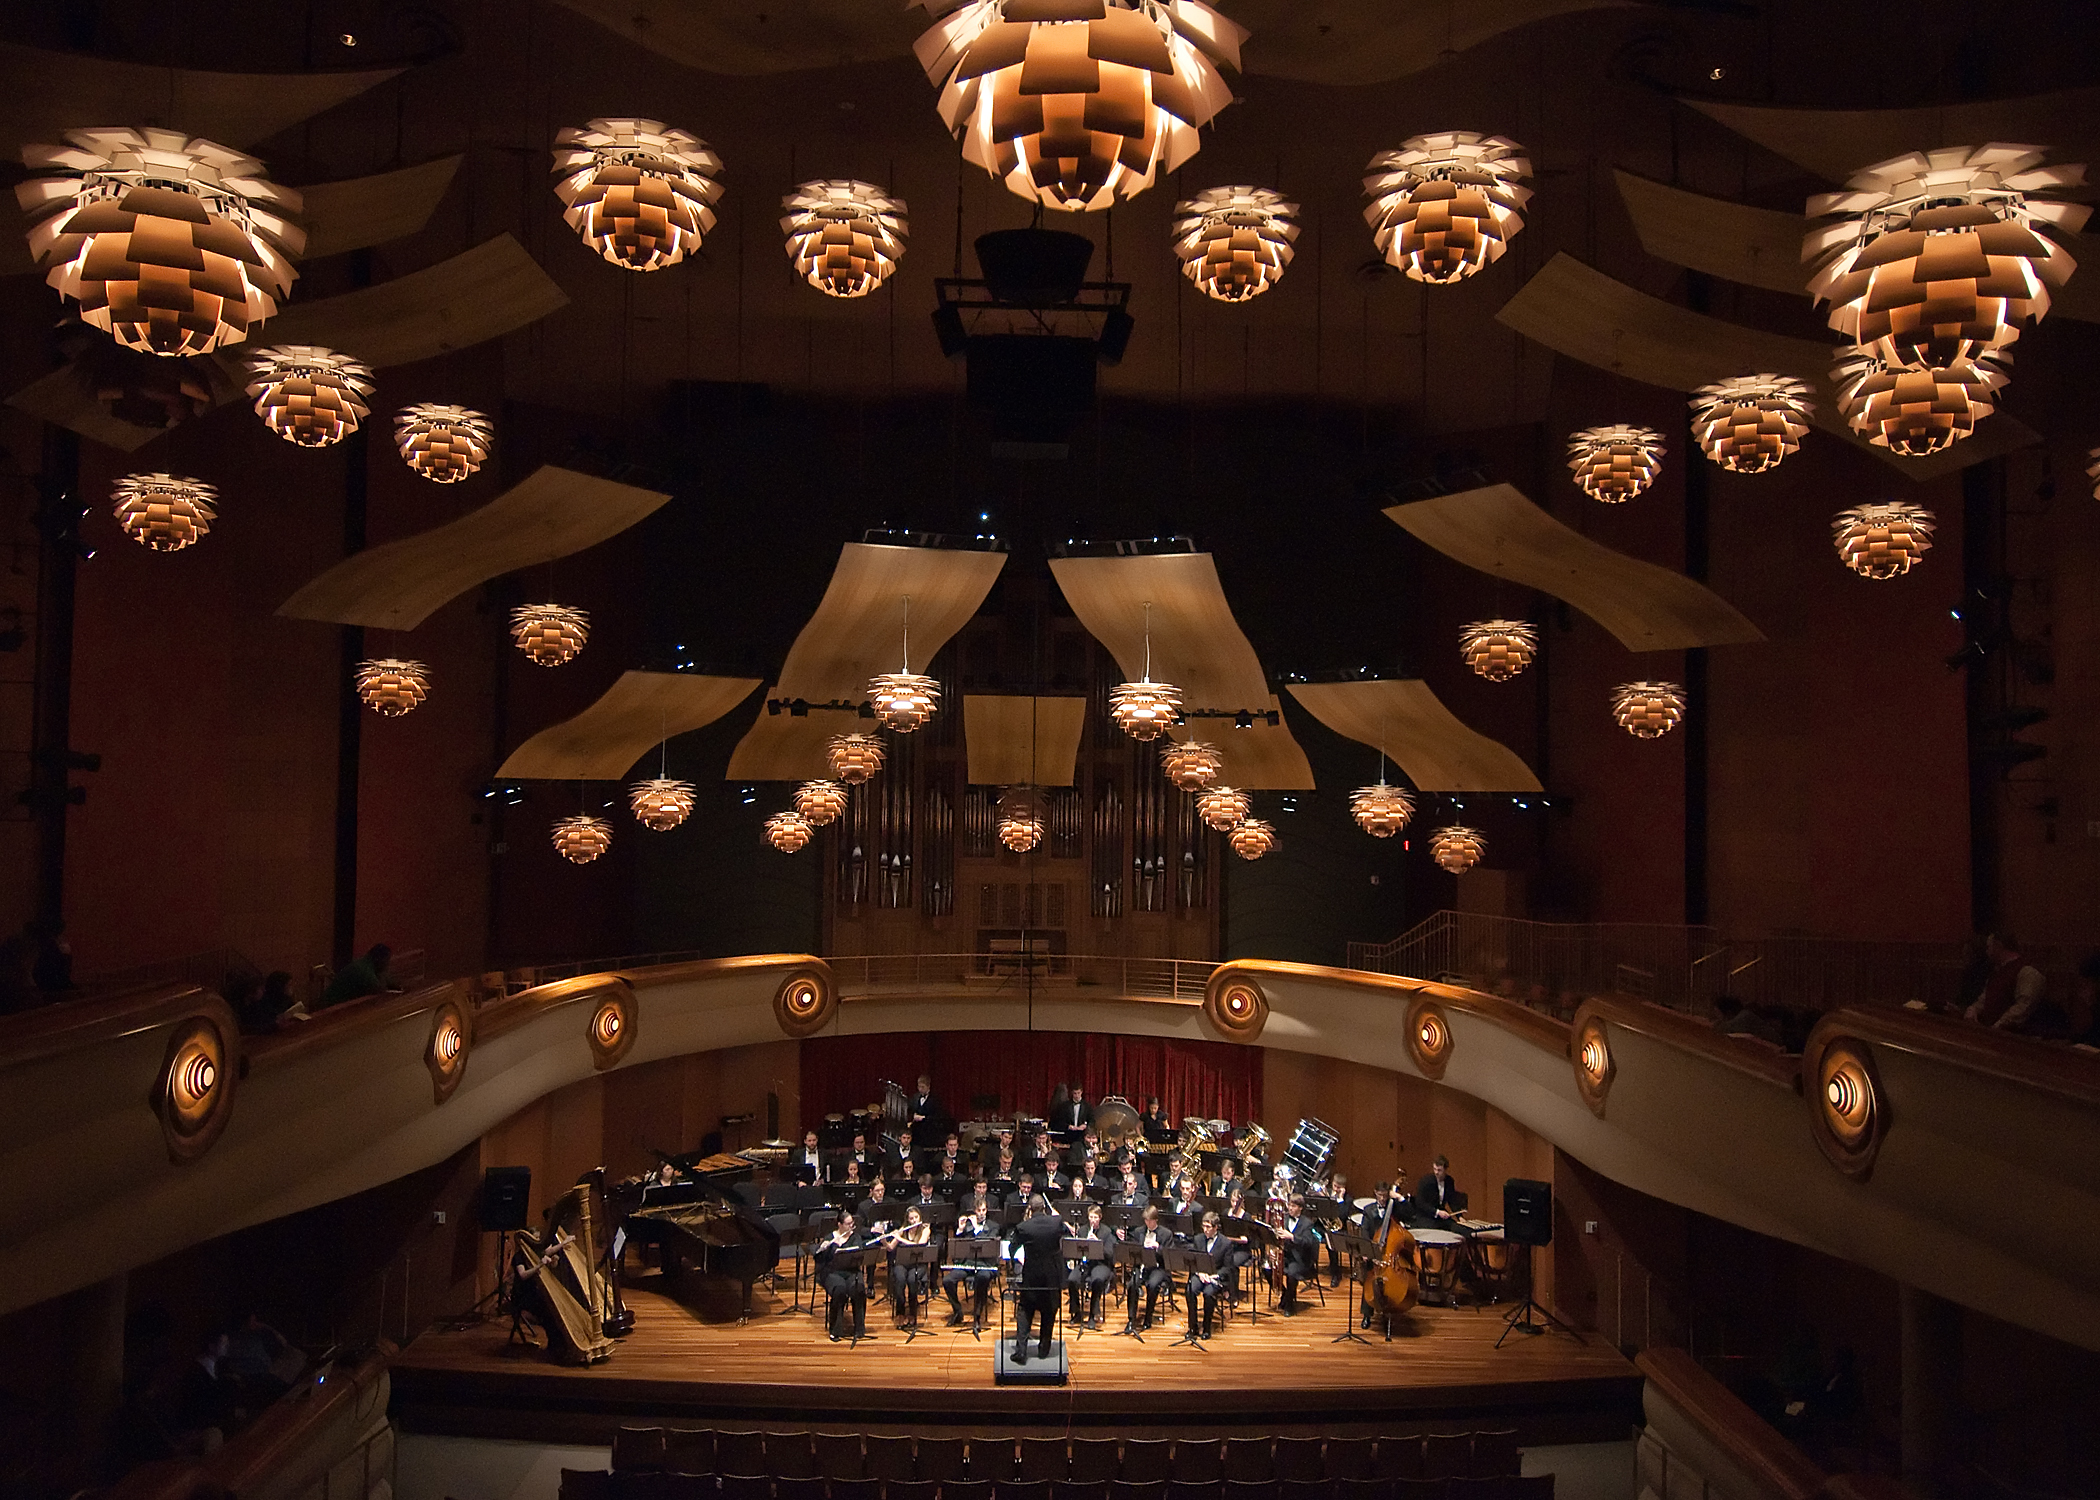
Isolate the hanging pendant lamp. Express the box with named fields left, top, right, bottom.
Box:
left=1567, top=425, right=1665, bottom=502
left=1363, top=132, right=1533, bottom=284
left=1430, top=826, right=1487, bottom=874
left=1458, top=620, right=1538, bottom=682
left=1170, top=186, right=1300, bottom=302
left=1111, top=602, right=1183, bottom=741
left=112, top=472, right=217, bottom=552
left=245, top=345, right=373, bottom=447
left=1350, top=782, right=1416, bottom=838
left=395, top=403, right=493, bottom=483
left=553, top=814, right=614, bottom=863
left=1832, top=503, right=1935, bottom=579
left=996, top=787, right=1045, bottom=853
left=780, top=179, right=908, bottom=297
left=509, top=603, right=589, bottom=666
left=1160, top=740, right=1222, bottom=791
left=1194, top=786, right=1251, bottom=832
left=1610, top=681, right=1687, bottom=739
left=765, top=810, right=814, bottom=853
left=552, top=118, right=723, bottom=272
left=354, top=658, right=430, bottom=717
left=1689, top=375, right=1815, bottom=473
left=867, top=595, right=942, bottom=733
left=827, top=733, right=886, bottom=784
left=629, top=778, right=695, bottom=831
left=1228, top=818, right=1277, bottom=860
left=794, top=780, right=850, bottom=826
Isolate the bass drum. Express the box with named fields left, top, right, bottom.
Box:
left=1092, top=1095, right=1142, bottom=1150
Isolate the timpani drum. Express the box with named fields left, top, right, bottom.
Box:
left=1412, top=1227, right=1466, bottom=1307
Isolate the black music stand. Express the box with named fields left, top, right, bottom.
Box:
left=1328, top=1230, right=1375, bottom=1346
left=946, top=1237, right=999, bottom=1341
left=894, top=1242, right=940, bottom=1343
left=828, top=1245, right=876, bottom=1348
left=1061, top=1236, right=1108, bottom=1339
left=1112, top=1242, right=1155, bottom=1342
left=1222, top=1216, right=1267, bottom=1325
left=1166, top=1248, right=1218, bottom=1350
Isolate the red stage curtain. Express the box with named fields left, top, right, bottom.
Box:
left=799, top=1031, right=1262, bottom=1129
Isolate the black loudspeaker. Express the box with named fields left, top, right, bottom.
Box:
left=481, top=1166, right=532, bottom=1231
left=1504, top=1178, right=1553, bottom=1247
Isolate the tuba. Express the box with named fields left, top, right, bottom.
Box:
left=1175, top=1117, right=1216, bottom=1184
left=1238, top=1121, right=1270, bottom=1165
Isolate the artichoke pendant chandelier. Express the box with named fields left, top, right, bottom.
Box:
left=1430, top=826, right=1487, bottom=875
left=1193, top=785, right=1251, bottom=832
left=1363, top=132, right=1533, bottom=284
left=553, top=813, right=614, bottom=864
left=355, top=658, right=431, bottom=717
left=781, top=179, right=909, bottom=298
left=1610, top=681, right=1687, bottom=739
left=1832, top=503, right=1935, bottom=579
left=1110, top=602, right=1183, bottom=741
left=509, top=603, right=589, bottom=667
left=913, top=0, right=1249, bottom=213
left=1831, top=348, right=2007, bottom=457
left=245, top=345, right=373, bottom=448
left=1227, top=818, right=1277, bottom=861
left=1458, top=620, right=1538, bottom=682
left=1689, top=375, right=1815, bottom=474
left=826, top=733, right=886, bottom=784
left=552, top=119, right=723, bottom=272
left=1169, top=186, right=1300, bottom=302
left=629, top=779, right=695, bottom=831
left=996, top=787, right=1045, bottom=853
left=867, top=596, right=942, bottom=733
left=112, top=472, right=217, bottom=552
left=1159, top=739, right=1222, bottom=792
left=19, top=127, right=303, bottom=356
left=395, top=404, right=494, bottom=483
left=1568, top=425, right=1665, bottom=503
left=794, top=780, right=850, bottom=826
left=765, top=810, right=815, bottom=853
left=2087, top=446, right=2100, bottom=501
left=1350, top=781, right=1416, bottom=838
left=1804, top=146, right=2090, bottom=371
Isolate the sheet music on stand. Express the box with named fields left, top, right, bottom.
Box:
left=1165, top=1247, right=1220, bottom=1349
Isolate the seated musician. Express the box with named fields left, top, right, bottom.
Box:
left=1413, top=1155, right=1466, bottom=1223
left=791, top=1129, right=825, bottom=1186
left=1077, top=1144, right=1109, bottom=1194
left=886, top=1127, right=917, bottom=1179
left=1278, top=1193, right=1323, bottom=1315
left=883, top=1204, right=935, bottom=1319
left=1063, top=1125, right=1099, bottom=1169
left=1138, top=1095, right=1170, bottom=1141
left=934, top=1141, right=963, bottom=1182
left=1171, top=1177, right=1204, bottom=1222
left=1357, top=1180, right=1403, bottom=1328
left=1187, top=1211, right=1233, bottom=1341
left=943, top=1190, right=999, bottom=1330
left=978, top=1125, right=1016, bottom=1174
left=911, top=1173, right=942, bottom=1209
left=815, top=1210, right=870, bottom=1342
left=1220, top=1188, right=1255, bottom=1298
left=860, top=1176, right=890, bottom=1219
left=1213, top=1155, right=1241, bottom=1196
left=1065, top=1201, right=1119, bottom=1328
left=845, top=1130, right=875, bottom=1176
left=1113, top=1163, right=1147, bottom=1207
left=1124, top=1204, right=1177, bottom=1331
left=1011, top=1172, right=1037, bottom=1213
left=991, top=1145, right=1019, bottom=1188
left=909, top=1074, right=940, bottom=1133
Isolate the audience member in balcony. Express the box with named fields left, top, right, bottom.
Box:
left=222, top=1311, right=303, bottom=1394
left=1715, top=994, right=1783, bottom=1046
left=169, top=1328, right=239, bottom=1453
left=318, top=943, right=393, bottom=1009
left=1964, top=932, right=2046, bottom=1030
left=257, top=971, right=299, bottom=1027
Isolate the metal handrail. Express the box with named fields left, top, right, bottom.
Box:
left=511, top=950, right=1218, bottom=1000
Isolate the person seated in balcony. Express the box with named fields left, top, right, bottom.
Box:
left=1714, top=993, right=1783, bottom=1046
left=1964, top=932, right=2046, bottom=1031
left=318, top=943, right=393, bottom=1009
left=2067, top=955, right=2100, bottom=1049
left=27, top=917, right=71, bottom=993
left=0, top=933, right=39, bottom=1015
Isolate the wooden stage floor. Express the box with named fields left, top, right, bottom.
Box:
left=393, top=1268, right=1641, bottom=1444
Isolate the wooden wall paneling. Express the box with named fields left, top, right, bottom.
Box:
left=545, top=1075, right=606, bottom=1218
left=601, top=1055, right=686, bottom=1180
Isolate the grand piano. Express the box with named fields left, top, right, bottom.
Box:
left=608, top=1150, right=783, bottom=1322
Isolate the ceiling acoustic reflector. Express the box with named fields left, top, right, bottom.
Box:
left=1832, top=502, right=1935, bottom=579
left=1804, top=146, right=2089, bottom=370
left=1430, top=826, right=1487, bottom=875
left=1831, top=348, right=2008, bottom=458
left=1363, top=132, right=1532, bottom=284
left=355, top=658, right=430, bottom=717
left=996, top=787, right=1046, bottom=853
left=794, top=780, right=849, bottom=827
left=552, top=118, right=723, bottom=272
left=1350, top=782, right=1416, bottom=838
left=112, top=472, right=217, bottom=552
left=1194, top=786, right=1251, bottom=832
left=497, top=669, right=760, bottom=781
left=1170, top=185, right=1299, bottom=302
left=1160, top=739, right=1223, bottom=791
left=395, top=403, right=492, bottom=483
left=553, top=814, right=613, bottom=864
left=827, top=733, right=886, bottom=785
left=245, top=345, right=373, bottom=447
left=1567, top=425, right=1665, bottom=503
left=1227, top=818, right=1277, bottom=861
left=509, top=603, right=589, bottom=667
left=780, top=179, right=908, bottom=298
left=912, top=0, right=1247, bottom=213
left=628, top=778, right=695, bottom=831
left=18, top=128, right=303, bottom=356
left=1689, top=375, right=1815, bottom=473
left=1458, top=620, right=1538, bottom=682
left=1610, top=681, right=1687, bottom=739
left=765, top=810, right=814, bottom=853
left=1287, top=679, right=1542, bottom=794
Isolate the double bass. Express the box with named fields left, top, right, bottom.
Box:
left=1365, top=1190, right=1421, bottom=1328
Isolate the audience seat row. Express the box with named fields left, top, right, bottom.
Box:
left=569, top=1477, right=1550, bottom=1500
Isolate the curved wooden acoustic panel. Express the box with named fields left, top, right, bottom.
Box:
left=0, top=42, right=402, bottom=159
left=1287, top=679, right=1543, bottom=793
left=1049, top=552, right=1272, bottom=713
left=1685, top=85, right=2100, bottom=185
left=1495, top=253, right=2041, bottom=479
left=256, top=234, right=568, bottom=370
left=300, top=156, right=464, bottom=260
left=1168, top=696, right=1314, bottom=791
left=1385, top=483, right=1763, bottom=652
left=724, top=687, right=852, bottom=782
left=1613, top=170, right=1804, bottom=296
left=278, top=464, right=672, bottom=630
left=775, top=543, right=1006, bottom=705
left=964, top=695, right=1087, bottom=787
left=497, top=670, right=762, bottom=781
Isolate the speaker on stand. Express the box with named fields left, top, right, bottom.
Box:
left=477, top=1166, right=532, bottom=1325
left=1496, top=1178, right=1580, bottom=1348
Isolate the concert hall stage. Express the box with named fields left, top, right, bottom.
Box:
left=392, top=1270, right=1641, bottom=1445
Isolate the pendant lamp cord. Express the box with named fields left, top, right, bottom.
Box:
left=1142, top=601, right=1153, bottom=682
left=901, top=595, right=913, bottom=674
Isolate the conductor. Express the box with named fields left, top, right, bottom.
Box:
left=1009, top=1194, right=1068, bottom=1365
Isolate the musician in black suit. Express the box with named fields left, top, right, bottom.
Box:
left=815, top=1211, right=870, bottom=1341
left=843, top=1131, right=876, bottom=1177
left=1065, top=1201, right=1119, bottom=1327
left=1050, top=1085, right=1095, bottom=1134
left=1009, top=1195, right=1069, bottom=1364
left=885, top=1128, right=918, bottom=1179
left=943, top=1192, right=999, bottom=1329
left=1187, top=1211, right=1233, bottom=1340
left=791, top=1129, right=826, bottom=1186
left=1124, top=1205, right=1177, bottom=1331
left=978, top=1125, right=1016, bottom=1174
left=1278, top=1193, right=1323, bottom=1314
left=1356, top=1181, right=1404, bottom=1327
left=1413, top=1155, right=1467, bottom=1222
left=1138, top=1095, right=1170, bottom=1141
left=909, top=1074, right=940, bottom=1132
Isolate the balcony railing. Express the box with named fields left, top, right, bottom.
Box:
left=825, top=952, right=1217, bottom=1000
